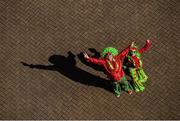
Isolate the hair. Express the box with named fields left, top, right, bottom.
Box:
left=102, top=47, right=119, bottom=58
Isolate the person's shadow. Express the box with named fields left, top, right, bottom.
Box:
left=21, top=51, right=113, bottom=93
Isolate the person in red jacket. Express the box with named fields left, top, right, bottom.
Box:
left=84, top=43, right=133, bottom=97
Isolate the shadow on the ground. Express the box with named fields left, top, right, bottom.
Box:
left=21, top=51, right=113, bottom=93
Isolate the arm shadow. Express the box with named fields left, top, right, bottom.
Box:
left=21, top=51, right=113, bottom=93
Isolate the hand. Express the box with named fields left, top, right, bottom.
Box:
left=131, top=41, right=135, bottom=47
left=83, top=52, right=90, bottom=59
left=147, top=39, right=151, bottom=43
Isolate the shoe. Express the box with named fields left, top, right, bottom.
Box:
left=128, top=90, right=133, bottom=95
left=135, top=89, right=140, bottom=92
left=116, top=94, right=120, bottom=98
left=140, top=87, right=145, bottom=91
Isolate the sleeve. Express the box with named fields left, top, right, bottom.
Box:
left=86, top=57, right=105, bottom=65
left=138, top=40, right=151, bottom=54
left=117, top=45, right=130, bottom=60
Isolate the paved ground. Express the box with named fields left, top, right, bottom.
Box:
left=0, top=0, right=179, bottom=119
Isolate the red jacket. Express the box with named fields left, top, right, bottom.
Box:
left=86, top=46, right=130, bottom=81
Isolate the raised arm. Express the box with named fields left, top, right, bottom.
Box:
left=138, top=40, right=151, bottom=54
left=87, top=58, right=105, bottom=65
left=84, top=52, right=104, bottom=65
left=117, top=45, right=130, bottom=60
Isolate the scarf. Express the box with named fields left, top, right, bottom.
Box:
left=107, top=58, right=119, bottom=72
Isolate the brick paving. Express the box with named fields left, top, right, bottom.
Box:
left=0, top=0, right=179, bottom=119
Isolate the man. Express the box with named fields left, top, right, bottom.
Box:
left=124, top=40, right=151, bottom=92
left=84, top=43, right=133, bottom=97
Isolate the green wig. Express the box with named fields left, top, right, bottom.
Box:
left=101, top=47, right=119, bottom=58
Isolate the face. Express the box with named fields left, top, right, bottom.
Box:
left=106, top=54, right=113, bottom=61
left=130, top=50, right=136, bottom=56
